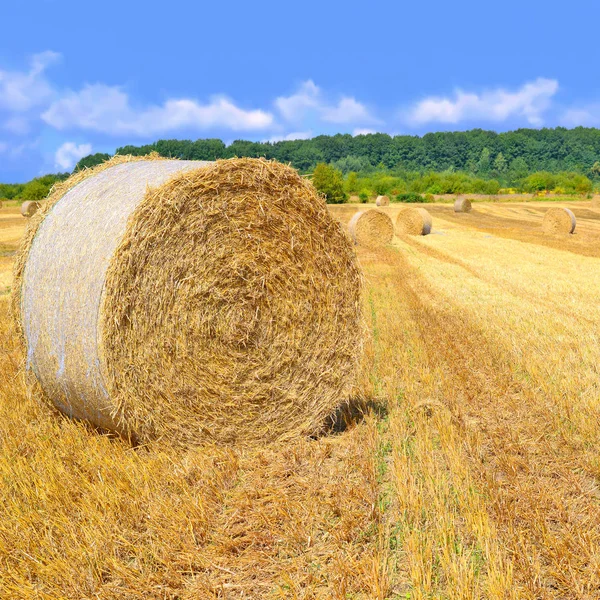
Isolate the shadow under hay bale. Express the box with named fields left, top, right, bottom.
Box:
left=454, top=197, right=472, bottom=213
left=375, top=195, right=390, bottom=207
left=542, top=207, right=576, bottom=235
left=395, top=207, right=432, bottom=236
left=15, top=156, right=364, bottom=447
left=347, top=209, right=394, bottom=247
left=20, top=201, right=40, bottom=218
left=321, top=396, right=389, bottom=435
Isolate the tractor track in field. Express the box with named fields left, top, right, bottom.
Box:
left=359, top=245, right=600, bottom=598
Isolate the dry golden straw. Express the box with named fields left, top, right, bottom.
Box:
left=395, top=207, right=432, bottom=236
left=14, top=156, right=363, bottom=446
left=376, top=195, right=390, bottom=206
left=454, top=197, right=472, bottom=213
left=348, top=209, right=394, bottom=247
left=542, top=207, right=576, bottom=235
left=20, top=201, right=40, bottom=217
left=348, top=195, right=361, bottom=203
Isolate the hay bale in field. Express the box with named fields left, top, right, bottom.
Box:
left=395, top=207, right=432, bottom=236
left=454, top=197, right=472, bottom=213
left=21, top=201, right=40, bottom=217
left=376, top=195, right=390, bottom=206
left=14, top=156, right=363, bottom=446
left=591, top=195, right=600, bottom=209
left=348, top=195, right=361, bottom=203
left=542, top=207, right=576, bottom=235
left=347, top=209, right=394, bottom=247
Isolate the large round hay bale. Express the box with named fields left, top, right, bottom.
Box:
left=542, top=207, right=576, bottom=235
left=591, top=195, right=600, bottom=209
left=454, top=197, right=472, bottom=213
left=376, top=195, right=390, bottom=206
left=14, top=157, right=363, bottom=446
left=21, top=201, right=41, bottom=217
left=347, top=209, right=394, bottom=247
left=395, top=207, right=432, bottom=236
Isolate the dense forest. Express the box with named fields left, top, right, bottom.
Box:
left=2, top=128, right=600, bottom=202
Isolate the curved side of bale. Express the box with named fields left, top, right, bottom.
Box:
left=12, top=153, right=166, bottom=335
left=18, top=158, right=363, bottom=446
left=376, top=195, right=390, bottom=206
left=395, top=207, right=432, bottom=236
left=542, top=207, right=576, bottom=235
left=454, top=197, right=472, bottom=213
left=20, top=201, right=41, bottom=218
left=348, top=209, right=394, bottom=247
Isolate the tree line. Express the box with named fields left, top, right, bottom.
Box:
left=2, top=128, right=600, bottom=202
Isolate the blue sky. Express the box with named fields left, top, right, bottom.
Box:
left=1, top=0, right=599, bottom=181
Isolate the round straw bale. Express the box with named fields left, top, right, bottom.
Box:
left=21, top=201, right=41, bottom=217
left=14, top=157, right=363, bottom=446
left=376, top=195, right=390, bottom=206
left=542, top=207, right=576, bottom=235
left=454, top=197, right=472, bottom=213
left=395, top=207, right=432, bottom=236
left=591, top=195, right=600, bottom=209
left=347, top=209, right=394, bottom=247
left=348, top=195, right=361, bottom=203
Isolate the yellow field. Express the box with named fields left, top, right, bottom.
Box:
left=2, top=201, right=600, bottom=598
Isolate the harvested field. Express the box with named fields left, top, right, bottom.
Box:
left=3, top=199, right=600, bottom=597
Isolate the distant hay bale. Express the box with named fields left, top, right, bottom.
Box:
left=21, top=201, right=41, bottom=217
left=395, top=207, right=432, bottom=236
left=14, top=157, right=363, bottom=446
left=348, top=195, right=361, bottom=203
left=542, top=207, right=576, bottom=235
left=591, top=195, right=600, bottom=209
left=454, top=197, right=472, bottom=213
left=347, top=209, right=394, bottom=247
left=376, top=195, right=390, bottom=206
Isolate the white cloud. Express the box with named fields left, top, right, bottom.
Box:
left=0, top=51, right=60, bottom=112
left=43, top=84, right=273, bottom=135
left=561, top=105, right=600, bottom=127
left=266, top=131, right=313, bottom=143
left=275, top=80, right=377, bottom=126
left=353, top=128, right=376, bottom=136
left=407, top=78, right=559, bottom=126
left=54, top=141, right=92, bottom=170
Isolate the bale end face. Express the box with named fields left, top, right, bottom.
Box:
left=348, top=209, right=394, bottom=247
left=542, top=207, right=576, bottom=235
left=454, top=197, right=472, bottom=213
left=375, top=195, right=390, bottom=207
left=395, top=207, right=432, bottom=236
left=21, top=201, right=41, bottom=218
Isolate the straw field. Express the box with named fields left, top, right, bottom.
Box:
left=2, top=198, right=600, bottom=597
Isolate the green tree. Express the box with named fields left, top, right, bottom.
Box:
left=346, top=171, right=359, bottom=193
left=21, top=179, right=51, bottom=200
left=311, top=163, right=347, bottom=203
left=590, top=161, right=600, bottom=178
left=477, top=148, right=491, bottom=174
left=493, top=152, right=507, bottom=173
left=74, top=153, right=111, bottom=172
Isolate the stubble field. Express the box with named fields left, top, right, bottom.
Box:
left=1, top=200, right=600, bottom=598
